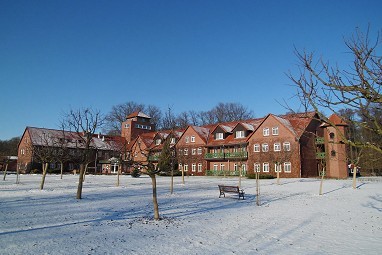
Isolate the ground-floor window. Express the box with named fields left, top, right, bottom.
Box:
left=198, top=163, right=203, bottom=172
left=220, top=164, right=225, bottom=171
left=254, top=163, right=260, bottom=172
left=184, top=164, right=188, bottom=172
left=284, top=162, right=291, bottom=173
left=263, top=162, right=269, bottom=172
left=192, top=163, right=196, bottom=172
left=213, top=164, right=218, bottom=170
left=274, top=163, right=282, bottom=172
left=179, top=163, right=182, bottom=171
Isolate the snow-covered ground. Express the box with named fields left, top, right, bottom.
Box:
left=1, top=174, right=381, bottom=255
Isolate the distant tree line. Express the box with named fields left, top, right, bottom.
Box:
left=103, top=102, right=255, bottom=135
left=0, top=137, right=20, bottom=156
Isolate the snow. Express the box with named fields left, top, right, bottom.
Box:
left=1, top=174, right=381, bottom=255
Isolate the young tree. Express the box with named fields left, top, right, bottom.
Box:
left=62, top=108, right=104, bottom=199
left=287, top=27, right=382, bottom=156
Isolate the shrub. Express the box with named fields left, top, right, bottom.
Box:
left=131, top=168, right=141, bottom=178
left=246, top=173, right=275, bottom=179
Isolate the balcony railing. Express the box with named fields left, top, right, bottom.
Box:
left=316, top=152, right=326, bottom=159
left=206, top=169, right=247, bottom=176
left=315, top=137, right=325, bottom=144
left=204, top=152, right=225, bottom=159
left=225, top=151, right=248, bottom=159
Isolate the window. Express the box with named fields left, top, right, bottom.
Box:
left=234, top=163, right=238, bottom=171
left=263, top=162, right=269, bottom=172
left=242, top=164, right=246, bottom=173
left=263, top=127, right=270, bottom=136
left=274, top=163, right=282, bottom=172
left=254, top=144, right=260, bottom=152
left=179, top=149, right=183, bottom=155
left=124, top=123, right=130, bottom=128
left=50, top=163, right=56, bottom=169
left=20, top=148, right=25, bottom=155
left=155, top=139, right=161, bottom=145
left=198, top=163, right=203, bottom=172
left=170, top=138, right=176, bottom=144
left=254, top=163, right=260, bottom=172
left=179, top=163, right=182, bottom=171
left=184, top=149, right=188, bottom=155
left=262, top=143, right=269, bottom=152
left=184, top=164, right=188, bottom=172
left=274, top=143, right=281, bottom=151
left=272, top=126, right=279, bottom=135
left=192, top=148, right=196, bottom=155
left=197, top=147, right=202, bottom=155
left=284, top=162, right=291, bottom=173
left=192, top=163, right=196, bottom=172
left=283, top=142, right=291, bottom=151
left=213, top=164, right=218, bottom=171
left=191, top=136, right=195, bottom=142
left=220, top=164, right=225, bottom=171
left=185, top=136, right=189, bottom=143
left=216, top=133, right=224, bottom=140
left=329, top=132, right=335, bottom=140
left=236, top=130, right=245, bottom=138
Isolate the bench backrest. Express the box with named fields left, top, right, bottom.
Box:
left=219, top=185, right=239, bottom=192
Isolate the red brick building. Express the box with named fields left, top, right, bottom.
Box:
left=122, top=111, right=348, bottom=179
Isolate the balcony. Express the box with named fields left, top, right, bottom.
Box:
left=225, top=151, right=248, bottom=159
left=148, top=155, right=160, bottom=161
left=316, top=152, right=326, bottom=159
left=204, top=153, right=224, bottom=160
left=315, top=137, right=325, bottom=144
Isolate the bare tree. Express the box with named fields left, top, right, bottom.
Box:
left=62, top=108, right=104, bottom=199
left=287, top=27, right=382, bottom=157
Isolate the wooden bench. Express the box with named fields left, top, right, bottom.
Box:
left=218, top=185, right=245, bottom=200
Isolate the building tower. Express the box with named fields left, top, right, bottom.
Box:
left=320, top=114, right=348, bottom=179
left=121, top=112, right=155, bottom=143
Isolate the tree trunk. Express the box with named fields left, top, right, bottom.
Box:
left=16, top=166, right=20, bottom=184
left=276, top=166, right=280, bottom=185
left=238, top=169, right=242, bottom=188
left=181, top=168, right=185, bottom=184
left=76, top=164, right=85, bottom=199
left=60, top=162, right=64, bottom=179
left=150, top=174, right=160, bottom=220
left=170, top=168, right=174, bottom=194
left=319, top=166, right=325, bottom=195
left=3, top=163, right=8, bottom=181
left=116, top=166, right=120, bottom=187
left=352, top=165, right=357, bottom=189
left=256, top=171, right=260, bottom=206
left=40, top=162, right=48, bottom=190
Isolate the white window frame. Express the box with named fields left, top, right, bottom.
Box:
left=184, top=164, right=188, bottom=172
left=234, top=163, right=238, bottom=171
left=198, top=163, right=203, bottom=172
left=184, top=148, right=188, bottom=155
left=170, top=138, right=176, bottom=144
left=213, top=164, right=218, bottom=171
left=262, top=143, right=269, bottom=152
left=254, top=144, right=260, bottom=152
left=179, top=163, right=182, bottom=171
left=254, top=163, right=260, bottom=172
left=263, top=162, right=269, bottom=172
left=192, top=148, right=196, bottom=155
left=220, top=164, right=225, bottom=171
left=155, top=139, right=161, bottom=145
left=283, top=142, right=291, bottom=151
left=263, top=127, right=270, bottom=136
left=236, top=130, right=245, bottom=138
left=274, top=143, right=281, bottom=152
left=274, top=163, right=282, bottom=172
left=272, top=126, right=279, bottom=135
left=216, top=132, right=224, bottom=140
left=192, top=163, right=196, bottom=172
left=185, top=136, right=189, bottom=143
left=284, top=162, right=291, bottom=173
left=191, top=136, right=195, bottom=142
left=197, top=147, right=202, bottom=155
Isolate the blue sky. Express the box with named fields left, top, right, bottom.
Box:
left=1, top=0, right=381, bottom=140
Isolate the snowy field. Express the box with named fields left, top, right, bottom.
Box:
left=1, top=174, right=381, bottom=255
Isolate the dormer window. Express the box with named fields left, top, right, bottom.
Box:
left=155, top=139, right=161, bottom=145
left=236, top=130, right=245, bottom=138
left=263, top=128, right=270, bottom=136
left=191, top=136, right=195, bottom=142
left=272, top=127, right=279, bottom=135
left=185, top=136, right=189, bottom=143
left=170, top=138, right=176, bottom=144
left=216, top=133, right=224, bottom=140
